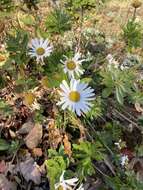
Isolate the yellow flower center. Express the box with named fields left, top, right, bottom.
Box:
left=36, top=47, right=45, bottom=55
left=66, top=60, right=76, bottom=70
left=69, top=91, right=80, bottom=102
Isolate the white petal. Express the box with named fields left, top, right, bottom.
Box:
left=65, top=177, right=79, bottom=185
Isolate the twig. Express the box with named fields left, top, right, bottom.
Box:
left=132, top=7, right=137, bottom=21
left=113, top=109, right=140, bottom=129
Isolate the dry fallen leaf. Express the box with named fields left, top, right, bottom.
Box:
left=32, top=148, right=43, bottom=157
left=25, top=123, right=43, bottom=149
left=0, top=22, right=5, bottom=33
left=41, top=76, right=49, bottom=88
left=0, top=54, right=6, bottom=62
left=0, top=161, right=7, bottom=173
left=18, top=157, right=42, bottom=185
left=63, top=134, right=72, bottom=157
left=17, top=121, right=34, bottom=135
left=48, top=120, right=62, bottom=149
left=0, top=174, right=17, bottom=190
left=23, top=92, right=36, bottom=106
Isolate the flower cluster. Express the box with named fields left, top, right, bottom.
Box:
left=58, top=52, right=95, bottom=116
left=28, top=38, right=95, bottom=116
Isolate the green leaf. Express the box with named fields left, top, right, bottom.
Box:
left=45, top=156, right=66, bottom=190
left=115, top=86, right=124, bottom=105
left=20, top=15, right=35, bottom=26
left=73, top=141, right=105, bottom=179
left=6, top=30, right=29, bottom=65
left=0, top=139, right=10, bottom=151
left=102, top=87, right=113, bottom=98
left=45, top=9, right=71, bottom=35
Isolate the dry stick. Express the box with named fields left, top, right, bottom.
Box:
left=93, top=165, right=109, bottom=178
left=132, top=7, right=137, bottom=21
left=105, top=99, right=141, bottom=130
left=113, top=109, right=139, bottom=128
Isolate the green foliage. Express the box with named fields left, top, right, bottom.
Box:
left=73, top=141, right=105, bottom=179
left=0, top=139, right=10, bottom=151
left=97, top=122, right=122, bottom=148
left=101, top=67, right=135, bottom=104
left=0, top=0, right=14, bottom=11
left=63, top=0, right=96, bottom=10
left=0, top=99, right=13, bottom=116
left=45, top=146, right=68, bottom=190
left=43, top=50, right=66, bottom=87
left=6, top=30, right=29, bottom=65
left=15, top=77, right=38, bottom=92
left=45, top=9, right=71, bottom=35
left=0, top=76, right=6, bottom=89
left=123, top=20, right=142, bottom=50
left=105, top=171, right=143, bottom=190
left=72, top=0, right=95, bottom=8
left=23, top=0, right=39, bottom=10
left=1, top=1, right=143, bottom=189
left=86, top=97, right=103, bottom=120
left=0, top=139, right=20, bottom=153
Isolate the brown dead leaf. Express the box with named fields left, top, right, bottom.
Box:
left=17, top=121, right=34, bottom=135
left=0, top=22, right=5, bottom=33
left=0, top=174, right=17, bottom=190
left=63, top=134, right=72, bottom=157
left=0, top=54, right=6, bottom=62
left=0, top=161, right=7, bottom=173
left=18, top=157, right=42, bottom=185
left=32, top=148, right=43, bottom=157
left=9, top=130, right=16, bottom=139
left=23, top=92, right=36, bottom=106
left=48, top=120, right=62, bottom=149
left=41, top=76, right=49, bottom=88
left=25, top=123, right=42, bottom=149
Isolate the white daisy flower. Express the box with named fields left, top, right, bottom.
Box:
left=55, top=171, right=78, bottom=190
left=28, top=38, right=53, bottom=63
left=61, top=52, right=85, bottom=78
left=57, top=79, right=95, bottom=116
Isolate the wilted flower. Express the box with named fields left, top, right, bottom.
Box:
left=131, top=0, right=142, bottom=8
